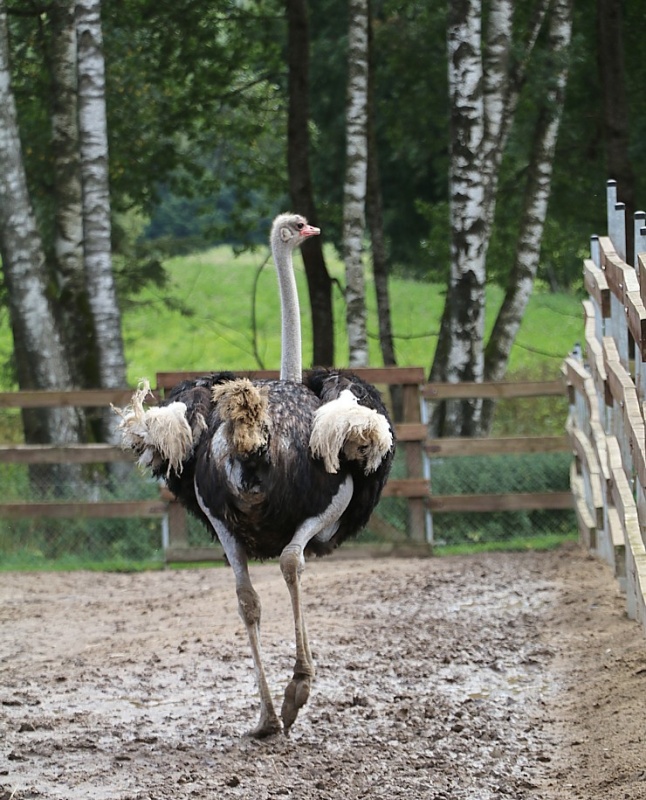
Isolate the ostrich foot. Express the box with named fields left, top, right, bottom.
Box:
left=281, top=673, right=312, bottom=734
left=247, top=710, right=283, bottom=739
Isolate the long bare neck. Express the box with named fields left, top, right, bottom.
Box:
left=272, top=240, right=302, bottom=383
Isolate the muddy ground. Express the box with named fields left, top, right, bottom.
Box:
left=1, top=542, right=646, bottom=800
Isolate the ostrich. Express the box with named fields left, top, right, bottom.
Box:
left=115, top=213, right=395, bottom=737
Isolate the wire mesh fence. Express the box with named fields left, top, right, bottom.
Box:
left=0, top=462, right=165, bottom=568
left=426, top=451, right=575, bottom=547
left=0, top=448, right=575, bottom=568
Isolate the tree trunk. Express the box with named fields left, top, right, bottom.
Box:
left=77, top=0, right=125, bottom=388
left=596, top=0, right=636, bottom=263
left=285, top=0, right=334, bottom=367
left=429, top=0, right=486, bottom=436
left=77, top=0, right=126, bottom=442
left=366, top=1, right=401, bottom=419
left=343, top=0, right=369, bottom=368
left=428, top=0, right=552, bottom=437
left=481, top=0, right=513, bottom=224
left=0, top=0, right=82, bottom=446
left=481, top=0, right=574, bottom=433
left=50, top=0, right=95, bottom=390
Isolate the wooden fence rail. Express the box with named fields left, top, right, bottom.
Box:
left=565, top=180, right=646, bottom=633
left=0, top=369, right=573, bottom=561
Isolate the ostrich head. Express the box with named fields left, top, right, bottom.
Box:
left=271, top=213, right=320, bottom=252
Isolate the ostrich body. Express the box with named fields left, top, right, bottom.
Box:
left=116, top=214, right=394, bottom=737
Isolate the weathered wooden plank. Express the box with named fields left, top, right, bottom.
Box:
left=381, top=479, right=430, bottom=499
left=402, top=382, right=426, bottom=542
left=599, top=235, right=639, bottom=304
left=583, top=258, right=611, bottom=317
left=0, top=500, right=168, bottom=519
left=607, top=438, right=639, bottom=528
left=625, top=290, right=646, bottom=361
left=0, top=444, right=132, bottom=464
left=394, top=423, right=427, bottom=442
left=604, top=337, right=636, bottom=404
left=0, top=389, right=153, bottom=409
left=421, top=380, right=565, bottom=401
left=424, top=435, right=570, bottom=457
left=563, top=356, right=591, bottom=397
left=570, top=462, right=597, bottom=551
left=606, top=505, right=627, bottom=586
left=639, top=253, right=646, bottom=311
left=428, top=492, right=573, bottom=513
left=567, top=426, right=604, bottom=529
left=155, top=367, right=426, bottom=391
left=165, top=546, right=224, bottom=563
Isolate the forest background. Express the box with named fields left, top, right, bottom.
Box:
left=0, top=0, right=642, bottom=448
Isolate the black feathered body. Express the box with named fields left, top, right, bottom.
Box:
left=154, top=369, right=394, bottom=561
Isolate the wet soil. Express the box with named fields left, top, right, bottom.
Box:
left=2, top=542, right=646, bottom=799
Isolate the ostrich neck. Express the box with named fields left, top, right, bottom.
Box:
left=273, top=245, right=302, bottom=383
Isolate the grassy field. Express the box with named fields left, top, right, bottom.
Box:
left=121, top=244, right=583, bottom=384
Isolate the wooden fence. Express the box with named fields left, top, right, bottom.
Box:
left=0, top=369, right=573, bottom=561
left=565, top=179, right=646, bottom=632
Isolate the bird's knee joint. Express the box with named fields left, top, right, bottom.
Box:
left=237, top=586, right=261, bottom=627
left=280, top=546, right=303, bottom=585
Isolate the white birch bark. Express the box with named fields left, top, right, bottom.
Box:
left=52, top=0, right=84, bottom=291
left=441, top=0, right=487, bottom=435
left=481, top=0, right=512, bottom=224
left=429, top=0, right=554, bottom=437
left=51, top=0, right=89, bottom=387
left=0, top=0, right=81, bottom=443
left=343, top=0, right=369, bottom=368
left=77, top=0, right=126, bottom=397
left=482, top=0, right=573, bottom=424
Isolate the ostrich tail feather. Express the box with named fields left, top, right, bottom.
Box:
left=310, top=390, right=393, bottom=474
left=113, top=380, right=193, bottom=476
left=212, top=378, right=269, bottom=456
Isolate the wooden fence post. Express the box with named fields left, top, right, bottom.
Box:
left=403, top=381, right=427, bottom=542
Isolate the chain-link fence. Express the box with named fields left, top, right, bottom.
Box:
left=0, top=387, right=576, bottom=568
left=0, top=449, right=575, bottom=568
left=0, top=461, right=165, bottom=568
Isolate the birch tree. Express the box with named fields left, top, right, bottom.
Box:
left=0, top=0, right=82, bottom=446
left=481, top=0, right=573, bottom=431
left=343, top=0, right=369, bottom=368
left=429, top=0, right=487, bottom=436
left=77, top=0, right=127, bottom=406
left=429, top=0, right=556, bottom=437
left=50, top=0, right=93, bottom=387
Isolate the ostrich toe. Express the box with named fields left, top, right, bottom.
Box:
left=247, top=710, right=283, bottom=739
left=281, top=673, right=312, bottom=734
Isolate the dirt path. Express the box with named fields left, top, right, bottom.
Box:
left=1, top=543, right=646, bottom=800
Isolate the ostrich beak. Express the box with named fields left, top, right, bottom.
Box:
left=300, top=224, right=320, bottom=238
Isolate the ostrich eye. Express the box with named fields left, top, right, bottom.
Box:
left=296, top=222, right=304, bottom=230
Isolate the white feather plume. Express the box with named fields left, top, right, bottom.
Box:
left=309, top=389, right=393, bottom=474
left=113, top=380, right=193, bottom=476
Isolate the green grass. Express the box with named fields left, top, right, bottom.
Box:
left=0, top=553, right=228, bottom=572
left=0, top=244, right=582, bottom=387
left=121, top=244, right=583, bottom=384
left=436, top=531, right=579, bottom=557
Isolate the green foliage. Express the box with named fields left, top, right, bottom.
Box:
left=116, top=244, right=582, bottom=385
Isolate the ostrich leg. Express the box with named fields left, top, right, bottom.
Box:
left=195, top=490, right=282, bottom=738
left=279, top=476, right=353, bottom=733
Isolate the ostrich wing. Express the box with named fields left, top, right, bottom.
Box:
left=306, top=368, right=395, bottom=475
